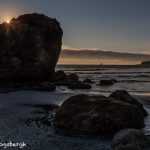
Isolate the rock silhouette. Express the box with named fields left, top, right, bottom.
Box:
left=0, top=13, right=63, bottom=81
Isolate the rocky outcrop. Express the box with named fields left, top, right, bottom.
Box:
left=55, top=94, right=145, bottom=135
left=55, top=71, right=91, bottom=89
left=109, top=90, right=148, bottom=116
left=112, top=129, right=150, bottom=150
left=83, top=78, right=95, bottom=84
left=54, top=70, right=67, bottom=82
left=99, top=79, right=117, bottom=86
left=67, top=73, right=79, bottom=81
left=0, top=13, right=63, bottom=81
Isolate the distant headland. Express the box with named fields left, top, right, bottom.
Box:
left=141, top=61, right=150, bottom=66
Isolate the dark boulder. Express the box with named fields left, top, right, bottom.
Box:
left=55, top=71, right=91, bottom=89
left=56, top=79, right=91, bottom=89
left=54, top=70, right=67, bottom=82
left=0, top=13, right=63, bottom=81
left=112, top=129, right=150, bottom=150
left=83, top=78, right=95, bottom=84
left=55, top=94, right=145, bottom=135
left=67, top=73, right=79, bottom=81
left=99, top=79, right=117, bottom=86
left=54, top=71, right=79, bottom=86
left=109, top=90, right=148, bottom=116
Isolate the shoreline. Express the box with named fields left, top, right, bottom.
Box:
left=0, top=90, right=149, bottom=149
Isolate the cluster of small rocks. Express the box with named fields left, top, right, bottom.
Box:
left=54, top=70, right=92, bottom=89
left=0, top=70, right=119, bottom=92
left=54, top=70, right=118, bottom=90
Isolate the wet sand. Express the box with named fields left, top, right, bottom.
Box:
left=0, top=91, right=149, bottom=150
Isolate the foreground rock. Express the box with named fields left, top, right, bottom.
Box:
left=112, top=129, right=150, bottom=150
left=110, top=90, right=148, bottom=116
left=55, top=94, right=145, bottom=135
left=0, top=13, right=63, bottom=81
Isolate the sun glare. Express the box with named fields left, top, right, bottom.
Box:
left=6, top=20, right=10, bottom=24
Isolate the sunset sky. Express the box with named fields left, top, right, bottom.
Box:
left=0, top=0, right=150, bottom=64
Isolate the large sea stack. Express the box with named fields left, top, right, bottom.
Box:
left=0, top=13, right=63, bottom=81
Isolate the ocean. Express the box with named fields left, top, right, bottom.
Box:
left=0, top=64, right=149, bottom=150
left=56, top=64, right=150, bottom=95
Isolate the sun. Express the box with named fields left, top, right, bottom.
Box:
left=6, top=20, right=10, bottom=24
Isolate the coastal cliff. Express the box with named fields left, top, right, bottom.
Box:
left=0, top=13, right=63, bottom=81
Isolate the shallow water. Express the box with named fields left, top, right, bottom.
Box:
left=57, top=65, right=150, bottom=95
left=0, top=64, right=150, bottom=149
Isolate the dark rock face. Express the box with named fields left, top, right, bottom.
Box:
left=112, top=129, right=150, bottom=150
left=0, top=13, right=63, bottom=81
left=55, top=94, right=145, bottom=135
left=109, top=90, right=148, bottom=116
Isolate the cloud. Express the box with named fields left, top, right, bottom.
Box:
left=62, top=44, right=98, bottom=50
left=62, top=44, right=76, bottom=50
left=60, top=48, right=150, bottom=62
